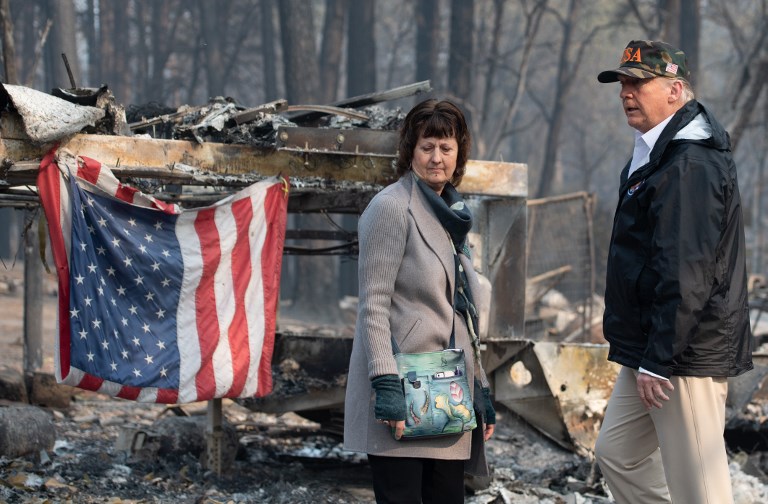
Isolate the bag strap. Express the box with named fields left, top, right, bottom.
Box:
left=390, top=254, right=458, bottom=355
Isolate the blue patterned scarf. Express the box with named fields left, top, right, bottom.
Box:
left=415, top=175, right=480, bottom=358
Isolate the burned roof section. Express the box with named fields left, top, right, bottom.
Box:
left=0, top=81, right=430, bottom=208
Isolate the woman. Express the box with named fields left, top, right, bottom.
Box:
left=343, top=99, right=495, bottom=503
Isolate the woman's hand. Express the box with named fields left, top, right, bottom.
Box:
left=379, top=419, right=406, bottom=440
left=483, top=422, right=495, bottom=441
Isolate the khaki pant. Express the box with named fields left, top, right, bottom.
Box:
left=595, top=366, right=732, bottom=504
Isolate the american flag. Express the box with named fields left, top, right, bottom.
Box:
left=37, top=148, right=288, bottom=403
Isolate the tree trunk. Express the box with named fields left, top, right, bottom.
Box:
left=146, top=0, right=178, bottom=104
left=98, top=0, right=116, bottom=94
left=416, top=0, right=439, bottom=85
left=0, top=0, right=18, bottom=84
left=45, top=0, right=80, bottom=89
left=84, top=0, right=100, bottom=85
left=449, top=0, right=474, bottom=103
left=277, top=0, right=320, bottom=103
left=277, top=1, right=340, bottom=321
left=111, top=0, right=130, bottom=102
left=17, top=0, right=35, bottom=85
left=659, top=0, right=681, bottom=47
left=480, top=0, right=505, bottom=124
left=319, top=0, right=347, bottom=102
left=198, top=0, right=227, bottom=98
left=346, top=0, right=376, bottom=97
left=483, top=0, right=545, bottom=160
left=134, top=0, right=149, bottom=95
left=678, top=0, right=699, bottom=86
left=536, top=0, right=580, bottom=198
left=260, top=0, right=278, bottom=102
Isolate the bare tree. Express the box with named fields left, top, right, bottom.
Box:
left=718, top=1, right=768, bottom=151
left=278, top=0, right=320, bottom=103
left=111, top=0, right=130, bottom=101
left=83, top=0, right=100, bottom=85
left=320, top=0, right=348, bottom=102
left=416, top=0, right=440, bottom=84
left=260, top=0, right=278, bottom=102
left=277, top=0, right=339, bottom=322
left=134, top=1, right=149, bottom=93
left=479, top=0, right=506, bottom=125
left=478, top=0, right=547, bottom=161
left=198, top=0, right=228, bottom=98
left=347, top=0, right=376, bottom=97
left=44, top=0, right=80, bottom=89
left=15, top=0, right=35, bottom=85
left=449, top=0, right=474, bottom=103
left=0, top=0, right=18, bottom=84
left=535, top=0, right=604, bottom=197
left=624, top=0, right=664, bottom=38
left=678, top=0, right=700, bottom=84
left=142, top=1, right=180, bottom=104
left=660, top=0, right=681, bottom=47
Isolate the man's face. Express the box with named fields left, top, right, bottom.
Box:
left=617, top=75, right=679, bottom=133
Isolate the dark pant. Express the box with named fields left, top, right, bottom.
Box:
left=367, top=454, right=465, bottom=504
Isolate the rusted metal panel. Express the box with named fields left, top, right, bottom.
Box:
left=276, top=125, right=398, bottom=157
left=467, top=196, right=528, bottom=340
left=494, top=342, right=620, bottom=455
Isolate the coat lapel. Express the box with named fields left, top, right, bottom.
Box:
left=403, top=173, right=455, bottom=297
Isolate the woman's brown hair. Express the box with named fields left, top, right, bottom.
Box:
left=395, top=99, right=471, bottom=187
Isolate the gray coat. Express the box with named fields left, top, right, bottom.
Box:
left=343, top=172, right=490, bottom=476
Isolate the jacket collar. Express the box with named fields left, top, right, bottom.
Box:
left=620, top=100, right=730, bottom=190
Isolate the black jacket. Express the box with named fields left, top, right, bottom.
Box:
left=603, top=100, right=753, bottom=378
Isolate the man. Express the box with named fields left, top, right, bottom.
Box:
left=594, top=40, right=753, bottom=504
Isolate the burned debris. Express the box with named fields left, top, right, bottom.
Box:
left=0, top=79, right=767, bottom=502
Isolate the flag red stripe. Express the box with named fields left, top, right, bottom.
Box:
left=224, top=198, right=254, bottom=397
left=77, top=373, right=105, bottom=392
left=117, top=385, right=141, bottom=400
left=156, top=388, right=178, bottom=404
left=194, top=209, right=222, bottom=400
left=76, top=156, right=102, bottom=184
left=36, top=150, right=73, bottom=378
left=256, top=182, right=288, bottom=396
left=115, top=184, right=139, bottom=203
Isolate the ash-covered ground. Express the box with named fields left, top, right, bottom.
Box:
left=1, top=266, right=767, bottom=503
left=0, top=391, right=608, bottom=504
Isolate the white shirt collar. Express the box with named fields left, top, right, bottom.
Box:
left=627, top=113, right=675, bottom=177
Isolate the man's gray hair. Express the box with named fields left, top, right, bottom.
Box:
left=677, top=78, right=695, bottom=103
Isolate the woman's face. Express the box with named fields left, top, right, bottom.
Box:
left=411, top=134, right=458, bottom=194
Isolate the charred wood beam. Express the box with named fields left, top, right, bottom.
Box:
left=0, top=133, right=527, bottom=198
left=0, top=134, right=399, bottom=187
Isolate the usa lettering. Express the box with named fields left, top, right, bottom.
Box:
left=621, top=48, right=642, bottom=63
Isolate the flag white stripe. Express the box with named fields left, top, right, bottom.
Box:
left=176, top=213, right=204, bottom=403
left=212, top=205, right=238, bottom=396
left=243, top=190, right=269, bottom=397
